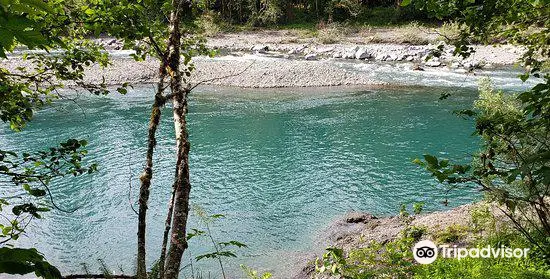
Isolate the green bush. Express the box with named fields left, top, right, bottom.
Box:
left=316, top=206, right=550, bottom=279
left=414, top=232, right=550, bottom=279
left=435, top=224, right=469, bottom=243
left=414, top=256, right=550, bottom=279
left=436, top=21, right=464, bottom=44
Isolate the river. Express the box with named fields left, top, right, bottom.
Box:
left=0, top=67, right=536, bottom=277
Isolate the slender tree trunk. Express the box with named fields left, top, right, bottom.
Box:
left=157, top=186, right=176, bottom=279
left=136, top=67, right=167, bottom=279
left=163, top=1, right=193, bottom=278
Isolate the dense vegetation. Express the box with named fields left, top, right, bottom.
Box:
left=316, top=0, right=550, bottom=278
left=190, top=0, right=432, bottom=26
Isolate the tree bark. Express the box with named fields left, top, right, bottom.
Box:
left=157, top=186, right=176, bottom=279
left=136, top=63, right=167, bottom=279
left=163, top=1, right=193, bottom=279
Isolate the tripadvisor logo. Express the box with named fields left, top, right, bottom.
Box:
left=413, top=240, right=438, bottom=264
left=412, top=240, right=530, bottom=264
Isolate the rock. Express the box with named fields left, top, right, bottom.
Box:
left=332, top=51, right=342, bottom=58
left=425, top=60, right=442, bottom=67
left=405, top=56, right=415, bottom=61
left=251, top=44, right=269, bottom=53
left=355, top=47, right=371, bottom=60
left=376, top=53, right=398, bottom=61
left=317, top=47, right=334, bottom=53
left=412, top=65, right=424, bottom=71
left=446, top=46, right=456, bottom=55
left=450, top=62, right=461, bottom=69
left=107, top=39, right=117, bottom=46
left=343, top=46, right=359, bottom=59
left=304, top=53, right=318, bottom=60
left=345, top=212, right=378, bottom=224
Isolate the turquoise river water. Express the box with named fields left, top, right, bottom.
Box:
left=0, top=71, right=536, bottom=277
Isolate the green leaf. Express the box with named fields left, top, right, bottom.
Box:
left=195, top=251, right=237, bottom=261
left=219, top=240, right=247, bottom=248
left=23, top=0, right=55, bottom=13
left=116, top=87, right=127, bottom=95
left=423, top=154, right=438, bottom=167
left=400, top=0, right=411, bottom=6
left=0, top=247, right=61, bottom=279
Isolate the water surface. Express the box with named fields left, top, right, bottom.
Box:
left=1, top=85, right=495, bottom=277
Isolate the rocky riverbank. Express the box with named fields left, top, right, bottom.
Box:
left=290, top=204, right=488, bottom=279
left=2, top=33, right=526, bottom=88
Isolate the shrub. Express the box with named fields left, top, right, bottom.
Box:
left=400, top=22, right=432, bottom=44
left=196, top=12, right=222, bottom=37
left=434, top=224, right=469, bottom=243
left=415, top=232, right=550, bottom=279
left=436, top=21, right=464, bottom=44
left=316, top=22, right=352, bottom=44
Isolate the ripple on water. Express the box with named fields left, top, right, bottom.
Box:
left=0, top=85, right=484, bottom=276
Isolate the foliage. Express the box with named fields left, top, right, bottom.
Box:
left=316, top=22, right=346, bottom=44
left=324, top=0, right=362, bottom=22
left=403, top=0, right=548, bottom=63
left=317, top=213, right=549, bottom=279
left=414, top=78, right=550, bottom=257
left=434, top=224, right=469, bottom=243
left=0, top=0, right=56, bottom=57
left=436, top=21, right=465, bottom=44
left=0, top=139, right=97, bottom=244
left=399, top=21, right=431, bottom=45
left=196, top=12, right=223, bottom=37
left=240, top=264, right=272, bottom=279
left=0, top=247, right=62, bottom=279
left=316, top=225, right=426, bottom=278
left=400, top=202, right=425, bottom=218
left=414, top=230, right=550, bottom=279
left=0, top=1, right=112, bottom=278
left=0, top=0, right=120, bottom=131
left=191, top=0, right=435, bottom=27
left=187, top=206, right=247, bottom=278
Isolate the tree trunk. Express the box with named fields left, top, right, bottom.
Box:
left=157, top=186, right=176, bottom=279
left=163, top=1, right=193, bottom=278
left=136, top=66, right=167, bottom=279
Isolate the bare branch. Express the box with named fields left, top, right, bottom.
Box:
left=187, top=61, right=255, bottom=92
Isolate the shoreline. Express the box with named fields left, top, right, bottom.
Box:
left=290, top=203, right=480, bottom=278
left=2, top=38, right=526, bottom=89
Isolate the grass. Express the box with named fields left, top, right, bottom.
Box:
left=316, top=204, right=550, bottom=279
left=414, top=230, right=550, bottom=279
